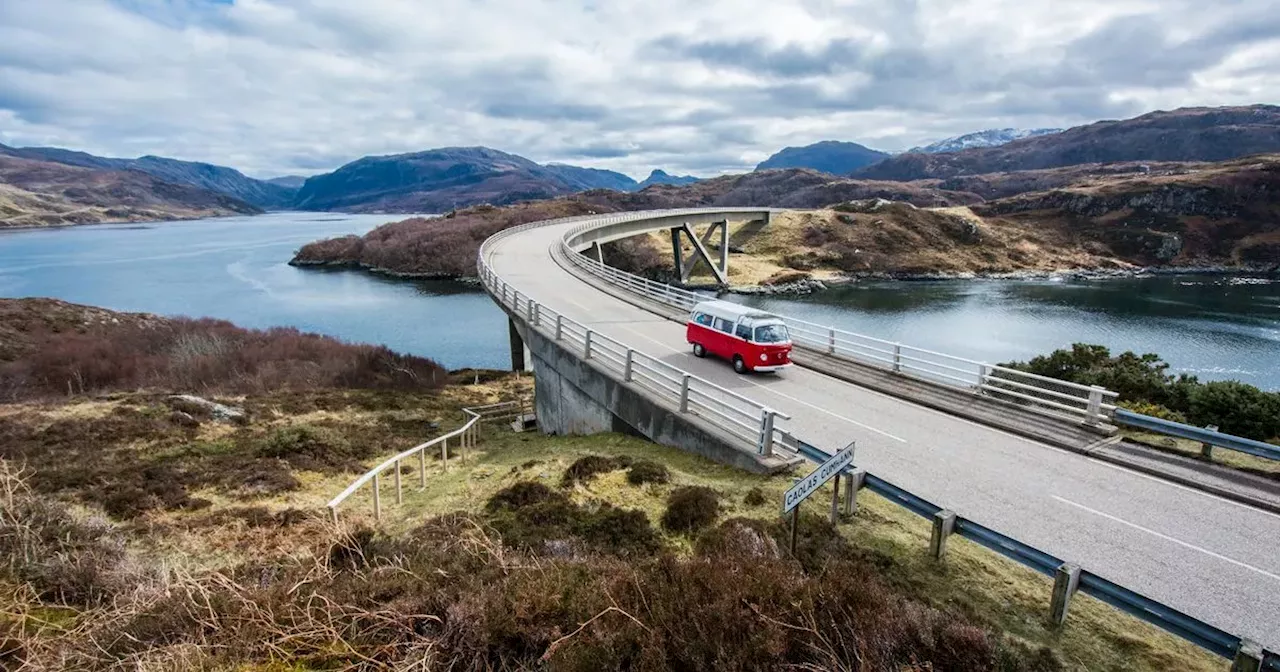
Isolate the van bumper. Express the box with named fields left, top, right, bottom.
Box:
left=752, top=363, right=793, bottom=373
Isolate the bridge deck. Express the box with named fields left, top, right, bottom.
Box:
left=487, top=220, right=1280, bottom=649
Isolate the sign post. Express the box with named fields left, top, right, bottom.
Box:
left=782, top=442, right=856, bottom=554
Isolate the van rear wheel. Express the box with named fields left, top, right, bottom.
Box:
left=692, top=343, right=706, bottom=357
left=732, top=355, right=748, bottom=374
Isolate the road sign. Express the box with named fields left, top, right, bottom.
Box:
left=783, top=442, right=855, bottom=514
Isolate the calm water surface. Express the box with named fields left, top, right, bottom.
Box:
left=726, top=276, right=1280, bottom=390
left=2, top=214, right=1277, bottom=388
left=0, top=213, right=509, bottom=369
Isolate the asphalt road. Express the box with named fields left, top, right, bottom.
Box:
left=487, top=220, right=1280, bottom=650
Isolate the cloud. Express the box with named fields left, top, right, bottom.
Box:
left=0, top=0, right=1276, bottom=179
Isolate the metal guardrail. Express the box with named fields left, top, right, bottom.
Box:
left=483, top=208, right=1275, bottom=667
left=787, top=439, right=1275, bottom=667
left=477, top=212, right=794, bottom=459
left=557, top=228, right=1119, bottom=427
left=1115, top=409, right=1280, bottom=462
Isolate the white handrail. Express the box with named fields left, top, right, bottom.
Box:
left=328, top=409, right=484, bottom=524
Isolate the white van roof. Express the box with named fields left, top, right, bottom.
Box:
left=691, top=299, right=780, bottom=322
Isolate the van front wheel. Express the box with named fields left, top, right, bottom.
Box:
left=692, top=343, right=706, bottom=357
left=732, top=355, right=748, bottom=374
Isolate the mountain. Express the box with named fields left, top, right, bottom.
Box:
left=265, top=175, right=308, bottom=189
left=0, top=148, right=260, bottom=228
left=755, top=141, right=889, bottom=175
left=0, top=146, right=294, bottom=209
left=854, top=105, right=1280, bottom=181
left=542, top=164, right=638, bottom=191
left=637, top=170, right=700, bottom=189
left=292, top=147, right=663, bottom=212
left=911, top=128, right=1062, bottom=154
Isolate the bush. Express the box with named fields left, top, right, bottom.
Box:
left=1117, top=400, right=1187, bottom=423
left=661, top=486, right=720, bottom=534
left=484, top=481, right=659, bottom=556
left=561, top=455, right=632, bottom=486
left=743, top=487, right=768, bottom=506
left=0, top=305, right=449, bottom=401
left=1004, top=343, right=1280, bottom=441
left=1188, top=381, right=1280, bottom=441
left=625, top=460, right=670, bottom=485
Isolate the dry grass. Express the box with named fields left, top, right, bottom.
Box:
left=0, top=377, right=1226, bottom=670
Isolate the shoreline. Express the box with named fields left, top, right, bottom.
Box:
left=288, top=258, right=481, bottom=284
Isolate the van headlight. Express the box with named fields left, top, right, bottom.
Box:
left=759, top=353, right=768, bottom=362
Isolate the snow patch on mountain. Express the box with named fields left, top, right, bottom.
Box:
left=912, top=128, right=1063, bottom=154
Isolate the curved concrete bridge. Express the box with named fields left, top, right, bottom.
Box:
left=478, top=208, right=1280, bottom=652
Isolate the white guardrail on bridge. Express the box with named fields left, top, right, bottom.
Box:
left=477, top=212, right=797, bottom=459
left=557, top=213, right=1119, bottom=427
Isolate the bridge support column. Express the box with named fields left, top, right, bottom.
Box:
left=589, top=241, right=604, bottom=264
left=670, top=222, right=729, bottom=285
left=508, top=318, right=529, bottom=372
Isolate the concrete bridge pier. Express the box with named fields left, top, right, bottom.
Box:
left=508, top=318, right=531, bottom=372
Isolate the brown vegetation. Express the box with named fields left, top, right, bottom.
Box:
left=0, top=298, right=447, bottom=401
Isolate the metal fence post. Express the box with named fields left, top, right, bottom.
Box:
left=395, top=460, right=403, bottom=504
left=555, top=315, right=563, bottom=340
left=1201, top=425, right=1219, bottom=459
left=827, top=328, right=836, bottom=354
left=624, top=349, right=634, bottom=381
left=843, top=468, right=866, bottom=516
left=373, top=473, right=382, bottom=520
left=1232, top=639, right=1263, bottom=672
left=584, top=330, right=593, bottom=359
left=759, top=410, right=775, bottom=456
left=532, top=303, right=540, bottom=327
left=930, top=510, right=957, bottom=559
left=441, top=437, right=449, bottom=472
left=892, top=344, right=902, bottom=372
left=1049, top=563, right=1082, bottom=626
left=679, top=375, right=691, bottom=412
left=975, top=364, right=988, bottom=394
left=1086, top=386, right=1104, bottom=426
left=419, top=448, right=426, bottom=489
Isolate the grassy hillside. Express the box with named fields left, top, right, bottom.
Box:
left=0, top=300, right=1227, bottom=670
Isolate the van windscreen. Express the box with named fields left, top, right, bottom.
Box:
left=753, top=324, right=789, bottom=344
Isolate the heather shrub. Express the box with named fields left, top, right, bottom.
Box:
left=661, top=486, right=720, bottom=534
left=743, top=487, right=768, bottom=506
left=561, top=454, right=631, bottom=486
left=0, top=317, right=447, bottom=401
left=624, top=459, right=670, bottom=485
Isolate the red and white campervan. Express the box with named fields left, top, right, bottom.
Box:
left=686, top=300, right=793, bottom=374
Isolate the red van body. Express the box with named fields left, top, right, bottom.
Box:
left=685, top=300, right=793, bottom=373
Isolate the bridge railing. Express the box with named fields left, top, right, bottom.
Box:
left=478, top=214, right=794, bottom=458
left=558, top=229, right=1117, bottom=426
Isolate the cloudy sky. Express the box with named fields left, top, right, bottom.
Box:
left=1, top=0, right=1277, bottom=179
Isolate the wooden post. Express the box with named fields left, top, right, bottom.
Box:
left=395, top=460, right=403, bottom=504
left=373, top=473, right=382, bottom=520
left=329, top=505, right=339, bottom=526
left=419, top=448, right=427, bottom=489
left=829, top=473, right=841, bottom=525
left=441, top=437, right=449, bottom=472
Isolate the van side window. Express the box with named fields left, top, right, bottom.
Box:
left=714, top=317, right=734, bottom=333
left=735, top=324, right=751, bottom=340
left=694, top=312, right=713, bottom=327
